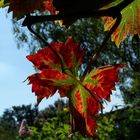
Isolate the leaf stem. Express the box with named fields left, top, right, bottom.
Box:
left=25, top=16, right=65, bottom=73
left=82, top=13, right=122, bottom=78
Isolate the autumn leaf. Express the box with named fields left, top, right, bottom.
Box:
left=26, top=37, right=85, bottom=103
left=27, top=37, right=123, bottom=137
left=43, top=0, right=56, bottom=14
left=70, top=64, right=123, bottom=137
left=70, top=84, right=99, bottom=137
left=27, top=69, right=74, bottom=103
left=103, top=0, right=140, bottom=46
left=7, top=0, right=53, bottom=18
left=83, top=65, right=123, bottom=101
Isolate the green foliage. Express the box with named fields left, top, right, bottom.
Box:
left=122, top=73, right=140, bottom=105
left=27, top=117, right=70, bottom=140
left=110, top=106, right=140, bottom=140
left=0, top=104, right=38, bottom=140
left=24, top=113, right=92, bottom=140
left=97, top=116, right=115, bottom=140
left=0, top=0, right=4, bottom=7
left=0, top=98, right=140, bottom=139
left=12, top=104, right=38, bottom=125
left=0, top=115, right=18, bottom=140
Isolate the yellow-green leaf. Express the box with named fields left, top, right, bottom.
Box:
left=104, top=0, right=140, bottom=46
left=0, top=0, right=4, bottom=7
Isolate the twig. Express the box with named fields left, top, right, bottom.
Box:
left=26, top=21, right=65, bottom=72
left=22, top=0, right=133, bottom=26
left=22, top=0, right=133, bottom=76
left=82, top=13, right=122, bottom=78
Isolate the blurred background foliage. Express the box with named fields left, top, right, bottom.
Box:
left=1, top=98, right=140, bottom=139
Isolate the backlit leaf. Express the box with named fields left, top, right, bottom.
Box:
left=83, top=64, right=124, bottom=101
left=27, top=37, right=123, bottom=137
left=70, top=83, right=99, bottom=137
left=26, top=37, right=84, bottom=103
left=70, top=64, right=123, bottom=137
left=104, top=0, right=140, bottom=46
left=27, top=69, right=74, bottom=103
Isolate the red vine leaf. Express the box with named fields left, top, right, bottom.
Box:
left=27, top=37, right=123, bottom=137
left=70, top=84, right=100, bottom=137
left=83, top=65, right=123, bottom=101
left=27, top=69, right=74, bottom=103
left=103, top=0, right=140, bottom=46
left=7, top=0, right=52, bottom=18
left=26, top=37, right=84, bottom=103
left=70, top=64, right=123, bottom=137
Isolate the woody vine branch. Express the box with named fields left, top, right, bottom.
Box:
left=22, top=0, right=133, bottom=77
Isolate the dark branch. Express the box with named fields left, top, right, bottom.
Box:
left=82, top=13, right=122, bottom=78
left=27, top=24, right=65, bottom=73
left=22, top=0, right=133, bottom=26
left=22, top=0, right=133, bottom=75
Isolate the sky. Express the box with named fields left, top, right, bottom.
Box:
left=0, top=8, right=124, bottom=116
left=0, top=9, right=60, bottom=115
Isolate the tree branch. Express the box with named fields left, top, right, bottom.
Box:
left=82, top=13, right=122, bottom=78
left=22, top=0, right=133, bottom=26
left=26, top=23, right=65, bottom=73
left=22, top=0, right=133, bottom=75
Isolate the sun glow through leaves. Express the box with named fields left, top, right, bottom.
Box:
left=27, top=37, right=123, bottom=137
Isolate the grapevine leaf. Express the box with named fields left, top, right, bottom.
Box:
left=83, top=64, right=124, bottom=101
left=27, top=37, right=123, bottom=137
left=27, top=37, right=84, bottom=73
left=70, top=64, right=123, bottom=137
left=103, top=0, right=140, bottom=46
left=70, top=83, right=99, bottom=137
left=26, top=37, right=84, bottom=103
left=28, top=69, right=74, bottom=103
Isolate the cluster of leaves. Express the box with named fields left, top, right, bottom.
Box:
left=1, top=0, right=140, bottom=138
